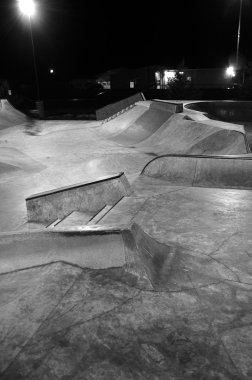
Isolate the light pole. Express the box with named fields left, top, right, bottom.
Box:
left=18, top=0, right=44, bottom=118
left=236, top=0, right=243, bottom=72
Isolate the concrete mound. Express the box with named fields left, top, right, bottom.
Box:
left=100, top=101, right=248, bottom=155
left=0, top=148, right=46, bottom=182
left=136, top=114, right=248, bottom=155
left=0, top=162, right=21, bottom=176
left=142, top=154, right=252, bottom=189
left=0, top=222, right=175, bottom=291
left=0, top=99, right=26, bottom=130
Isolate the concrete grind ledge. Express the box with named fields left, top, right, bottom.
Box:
left=0, top=222, right=175, bottom=291
left=96, top=92, right=145, bottom=120
left=26, top=172, right=132, bottom=224
left=142, top=154, right=252, bottom=189
left=149, top=100, right=183, bottom=113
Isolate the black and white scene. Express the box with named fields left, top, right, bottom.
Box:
left=0, top=0, right=252, bottom=379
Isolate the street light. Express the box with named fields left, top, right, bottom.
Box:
left=18, top=0, right=35, bottom=17
left=236, top=0, right=243, bottom=71
left=18, top=0, right=44, bottom=118
left=226, top=66, right=235, bottom=77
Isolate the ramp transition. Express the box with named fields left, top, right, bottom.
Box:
left=111, top=101, right=182, bottom=145
left=0, top=99, right=26, bottom=129
left=142, top=154, right=252, bottom=189
left=101, top=101, right=248, bottom=155
left=0, top=222, right=176, bottom=291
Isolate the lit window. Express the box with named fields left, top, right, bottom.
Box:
left=164, top=70, right=176, bottom=84
left=130, top=81, right=135, bottom=88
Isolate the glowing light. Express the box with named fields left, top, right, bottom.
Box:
left=18, top=0, right=36, bottom=17
left=164, top=70, right=176, bottom=84
left=226, top=66, right=235, bottom=78
left=50, top=68, right=54, bottom=74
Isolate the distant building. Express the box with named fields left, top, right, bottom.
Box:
left=110, top=66, right=156, bottom=90
left=96, top=65, right=249, bottom=91
left=96, top=69, right=123, bottom=90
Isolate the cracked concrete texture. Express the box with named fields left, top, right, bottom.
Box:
left=1, top=262, right=250, bottom=379
left=0, top=116, right=252, bottom=378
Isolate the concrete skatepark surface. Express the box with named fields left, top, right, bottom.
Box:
left=0, top=99, right=252, bottom=379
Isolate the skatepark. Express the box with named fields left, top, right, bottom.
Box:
left=0, top=95, right=252, bottom=379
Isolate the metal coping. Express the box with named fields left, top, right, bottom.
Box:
left=184, top=100, right=252, bottom=110
left=26, top=172, right=124, bottom=201
left=141, top=154, right=252, bottom=174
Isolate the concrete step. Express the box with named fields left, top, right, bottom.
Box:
left=87, top=205, right=114, bottom=225
left=47, top=218, right=62, bottom=228
left=43, top=195, right=145, bottom=229
left=52, top=211, right=95, bottom=228
left=100, top=196, right=147, bottom=225
left=20, top=195, right=145, bottom=231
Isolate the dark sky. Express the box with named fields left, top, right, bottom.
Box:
left=0, top=0, right=252, bottom=79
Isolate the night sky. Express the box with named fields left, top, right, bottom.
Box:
left=0, top=0, right=252, bottom=79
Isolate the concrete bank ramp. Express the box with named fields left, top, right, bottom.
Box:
left=0, top=99, right=26, bottom=130
left=97, top=103, right=149, bottom=136
left=96, top=92, right=145, bottom=121
left=142, top=154, right=252, bottom=189
left=100, top=101, right=248, bottom=154
left=135, top=114, right=248, bottom=155
left=0, top=223, right=175, bottom=291
left=111, top=101, right=183, bottom=145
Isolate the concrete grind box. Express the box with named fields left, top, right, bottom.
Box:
left=26, top=172, right=131, bottom=224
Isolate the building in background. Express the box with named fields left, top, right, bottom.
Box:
left=96, top=65, right=252, bottom=91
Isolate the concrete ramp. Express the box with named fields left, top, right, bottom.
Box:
left=0, top=99, right=26, bottom=130
left=130, top=223, right=176, bottom=289
left=101, top=103, right=247, bottom=155
left=97, top=100, right=247, bottom=154
left=96, top=92, right=145, bottom=121
left=135, top=114, right=248, bottom=155
left=111, top=101, right=182, bottom=145
left=98, top=104, right=149, bottom=137
left=0, top=222, right=175, bottom=291
left=0, top=225, right=127, bottom=274
left=142, top=154, right=252, bottom=189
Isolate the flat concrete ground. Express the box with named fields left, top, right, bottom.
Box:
left=0, top=118, right=252, bottom=379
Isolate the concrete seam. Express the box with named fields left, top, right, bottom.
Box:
left=0, top=266, right=85, bottom=377
left=52, top=289, right=142, bottom=336
left=191, top=159, right=198, bottom=187
left=96, top=196, right=124, bottom=224
left=185, top=271, right=243, bottom=378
